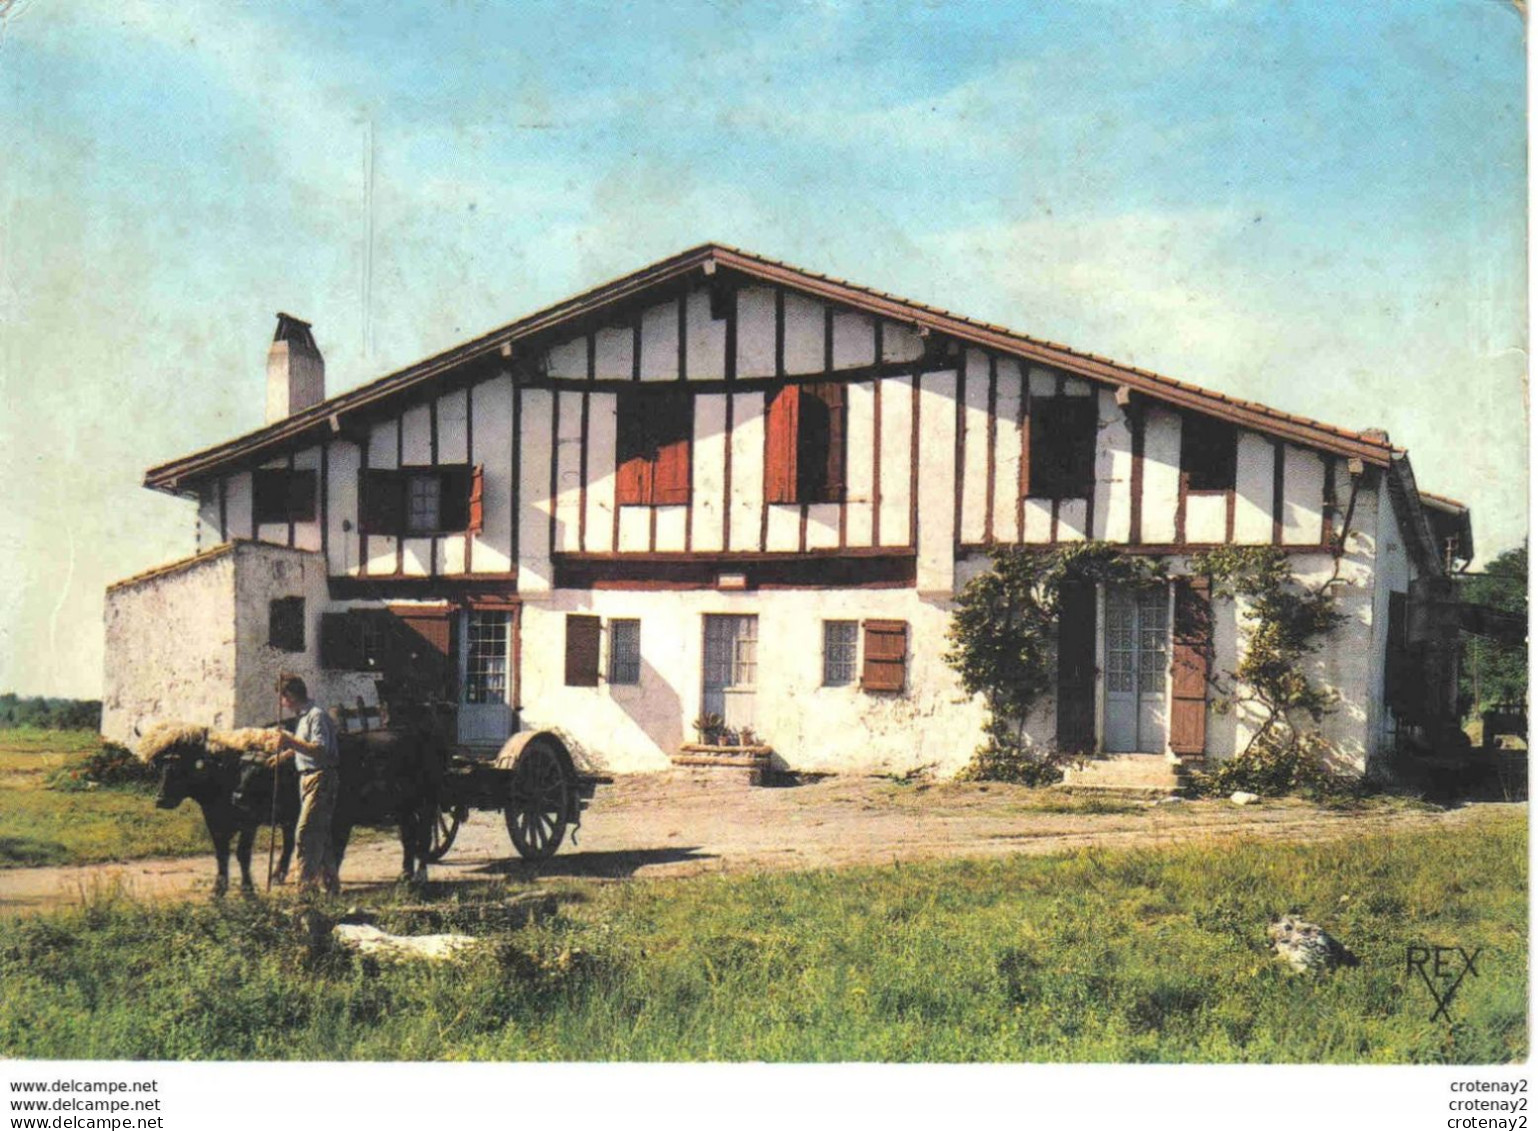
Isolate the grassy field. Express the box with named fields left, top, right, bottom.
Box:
left=0, top=805, right=1523, bottom=1063
left=0, top=729, right=208, bottom=867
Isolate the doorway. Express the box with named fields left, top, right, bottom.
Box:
left=458, top=608, right=514, bottom=747
left=702, top=614, right=758, bottom=734
left=1103, top=585, right=1170, bottom=753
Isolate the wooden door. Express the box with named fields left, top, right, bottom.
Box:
left=1056, top=583, right=1097, bottom=753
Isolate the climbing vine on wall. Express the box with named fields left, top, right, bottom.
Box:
left=945, top=543, right=1165, bottom=784
left=1187, top=546, right=1346, bottom=795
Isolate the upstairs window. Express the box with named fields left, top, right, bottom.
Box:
left=766, top=382, right=845, bottom=504
left=268, top=597, right=305, bottom=653
left=359, top=464, right=484, bottom=536
left=1027, top=397, right=1097, bottom=500
left=616, top=390, right=692, bottom=506
left=609, top=619, right=641, bottom=685
left=253, top=468, right=317, bottom=524
left=1181, top=414, right=1237, bottom=492
left=822, top=620, right=858, bottom=687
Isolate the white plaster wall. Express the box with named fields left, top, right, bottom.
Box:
left=517, top=389, right=554, bottom=592
left=1094, top=388, right=1133, bottom=543
left=325, top=442, right=360, bottom=575
left=992, top=359, right=1025, bottom=543
left=366, top=421, right=399, bottom=574
left=782, top=292, right=824, bottom=375
left=958, top=350, right=991, bottom=545
left=400, top=404, right=432, bottom=576
left=553, top=389, right=584, bottom=553
left=1186, top=493, right=1227, bottom=544
left=806, top=503, right=840, bottom=550
left=917, top=370, right=958, bottom=594
left=639, top=299, right=677, bottom=381
left=231, top=544, right=377, bottom=726
left=1363, top=481, right=1404, bottom=762
left=469, top=375, right=515, bottom=572
left=519, top=588, right=988, bottom=778
left=584, top=391, right=617, bottom=554
left=844, top=381, right=875, bottom=547
left=765, top=504, right=801, bottom=552
left=1233, top=431, right=1275, bottom=544
left=197, top=487, right=222, bottom=549
left=1142, top=407, right=1181, bottom=543
left=728, top=392, right=765, bottom=550
left=881, top=322, right=924, bottom=364
left=545, top=335, right=586, bottom=380
left=735, top=288, right=776, bottom=377
left=654, top=505, right=687, bottom=552
left=1282, top=445, right=1326, bottom=544
left=877, top=375, right=912, bottom=546
left=102, top=552, right=238, bottom=746
left=832, top=311, right=875, bottom=369
left=684, top=289, right=726, bottom=381
left=594, top=325, right=632, bottom=379
left=691, top=393, right=728, bottom=551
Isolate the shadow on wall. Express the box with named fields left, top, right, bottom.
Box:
left=611, top=657, right=685, bottom=757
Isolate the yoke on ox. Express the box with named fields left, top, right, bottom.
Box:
left=137, top=722, right=446, bottom=895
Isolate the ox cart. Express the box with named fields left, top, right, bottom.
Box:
left=332, top=698, right=609, bottom=864
left=424, top=730, right=610, bottom=863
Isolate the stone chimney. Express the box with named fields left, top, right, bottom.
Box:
left=266, top=313, right=325, bottom=423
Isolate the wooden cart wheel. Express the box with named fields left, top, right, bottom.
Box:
left=425, top=803, right=462, bottom=862
left=504, top=737, right=571, bottom=861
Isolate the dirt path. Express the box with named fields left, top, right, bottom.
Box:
left=0, top=774, right=1517, bottom=914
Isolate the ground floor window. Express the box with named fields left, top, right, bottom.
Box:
left=609, top=618, right=641, bottom=685
left=822, top=620, right=858, bottom=686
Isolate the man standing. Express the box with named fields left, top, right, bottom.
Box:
left=268, top=675, right=341, bottom=896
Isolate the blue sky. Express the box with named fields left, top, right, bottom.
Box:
left=0, top=0, right=1525, bottom=698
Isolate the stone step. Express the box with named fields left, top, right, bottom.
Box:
left=1059, top=753, right=1195, bottom=793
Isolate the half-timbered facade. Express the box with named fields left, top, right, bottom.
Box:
left=103, top=245, right=1472, bottom=779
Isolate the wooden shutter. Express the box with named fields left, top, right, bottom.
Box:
left=1170, top=577, right=1212, bottom=756
left=388, top=605, right=455, bottom=701
left=320, top=612, right=361, bottom=671
left=615, top=398, right=653, bottom=505
left=565, top=614, right=602, bottom=687
left=358, top=469, right=405, bottom=535
left=1068, top=398, right=1097, bottom=498
left=1055, top=582, right=1097, bottom=752
left=861, top=619, right=907, bottom=693
left=653, top=393, right=692, bottom=505
left=764, top=384, right=800, bottom=504
left=467, top=463, right=485, bottom=535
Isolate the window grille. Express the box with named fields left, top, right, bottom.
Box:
left=823, top=621, right=858, bottom=686
left=609, top=619, right=641, bottom=685
left=464, top=610, right=509, bottom=704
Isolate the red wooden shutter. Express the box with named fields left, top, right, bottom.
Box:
left=467, top=464, right=485, bottom=535
left=653, top=394, right=692, bottom=505
left=615, top=397, right=653, bottom=505
left=389, top=605, right=456, bottom=702
left=1170, top=577, right=1212, bottom=756
left=764, top=384, right=800, bottom=504
left=1055, top=582, right=1097, bottom=752
left=861, top=619, right=907, bottom=692
left=565, top=615, right=602, bottom=687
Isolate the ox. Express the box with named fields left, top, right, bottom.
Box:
left=139, top=721, right=448, bottom=895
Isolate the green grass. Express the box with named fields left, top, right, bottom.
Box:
left=0, top=807, right=1523, bottom=1062
left=0, top=730, right=208, bottom=867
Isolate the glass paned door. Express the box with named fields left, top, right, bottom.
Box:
left=458, top=609, right=514, bottom=747
left=1103, top=586, right=1170, bottom=752
left=702, top=614, right=757, bottom=735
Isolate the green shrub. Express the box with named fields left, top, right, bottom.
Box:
left=1193, top=732, right=1349, bottom=799
left=48, top=742, right=156, bottom=793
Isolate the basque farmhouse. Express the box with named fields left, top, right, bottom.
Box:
left=103, top=245, right=1472, bottom=784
